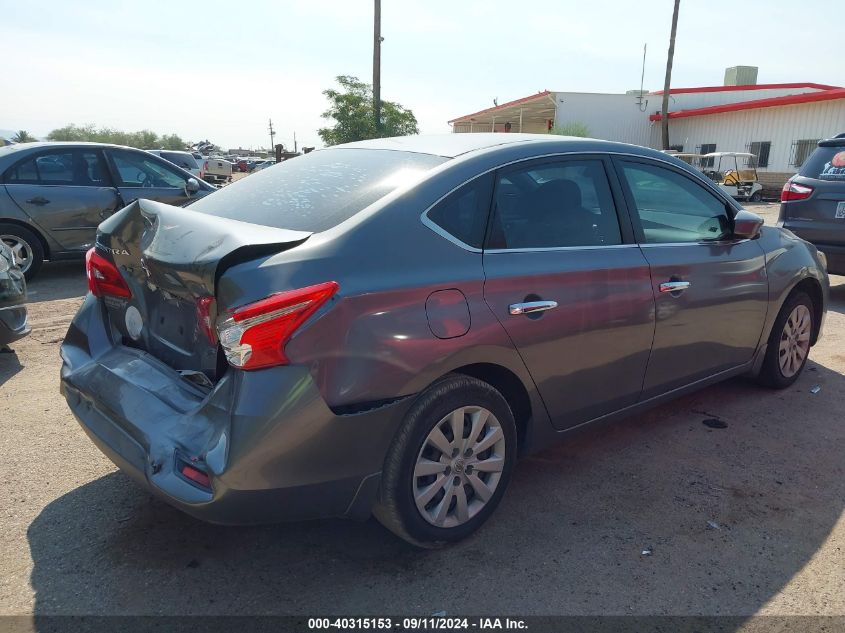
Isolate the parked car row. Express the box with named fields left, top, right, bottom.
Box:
left=57, top=133, right=830, bottom=547
left=231, top=157, right=275, bottom=173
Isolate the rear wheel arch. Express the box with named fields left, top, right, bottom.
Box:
left=0, top=218, right=51, bottom=260
left=446, top=363, right=532, bottom=452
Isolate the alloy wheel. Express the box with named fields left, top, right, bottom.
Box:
left=778, top=304, right=812, bottom=378
left=413, top=406, right=506, bottom=528
left=0, top=235, right=33, bottom=273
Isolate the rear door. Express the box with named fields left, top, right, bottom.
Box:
left=482, top=156, right=655, bottom=430
left=105, top=148, right=193, bottom=206
left=614, top=157, right=768, bottom=398
left=2, top=148, right=119, bottom=252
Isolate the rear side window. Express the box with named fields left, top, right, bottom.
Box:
left=425, top=174, right=493, bottom=249
left=800, top=146, right=845, bottom=181
left=489, top=159, right=622, bottom=249
left=3, top=150, right=111, bottom=186
left=190, top=149, right=448, bottom=232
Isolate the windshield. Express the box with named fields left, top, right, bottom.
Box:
left=190, top=148, right=448, bottom=232
left=801, top=146, right=845, bottom=181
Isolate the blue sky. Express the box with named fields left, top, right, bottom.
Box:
left=3, top=0, right=843, bottom=150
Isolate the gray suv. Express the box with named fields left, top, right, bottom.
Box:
left=779, top=134, right=845, bottom=275
left=0, top=142, right=215, bottom=279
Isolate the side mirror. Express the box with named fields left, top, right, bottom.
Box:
left=186, top=177, right=200, bottom=194
left=732, top=209, right=764, bottom=239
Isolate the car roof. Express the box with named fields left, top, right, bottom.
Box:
left=332, top=133, right=674, bottom=161
left=0, top=141, right=141, bottom=159
left=335, top=133, right=586, bottom=158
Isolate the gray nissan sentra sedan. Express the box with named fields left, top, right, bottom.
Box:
left=60, top=134, right=828, bottom=546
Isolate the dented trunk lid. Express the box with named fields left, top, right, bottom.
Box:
left=95, top=199, right=311, bottom=380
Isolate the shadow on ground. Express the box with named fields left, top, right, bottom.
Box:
left=0, top=348, right=23, bottom=387
left=27, top=361, right=844, bottom=618
left=828, top=276, right=845, bottom=316
left=25, top=261, right=87, bottom=303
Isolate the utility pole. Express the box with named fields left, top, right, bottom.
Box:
left=268, top=118, right=276, bottom=152
left=373, top=0, right=382, bottom=133
left=293, top=131, right=297, bottom=153
left=661, top=0, right=681, bottom=150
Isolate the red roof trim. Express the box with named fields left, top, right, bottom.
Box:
left=449, top=91, right=552, bottom=124
left=649, top=87, right=845, bottom=121
left=650, top=82, right=839, bottom=95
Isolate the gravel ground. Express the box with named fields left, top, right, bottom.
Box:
left=0, top=203, right=843, bottom=617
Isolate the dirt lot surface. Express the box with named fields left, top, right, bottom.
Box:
left=1, top=203, right=843, bottom=617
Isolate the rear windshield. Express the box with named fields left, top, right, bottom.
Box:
left=190, top=148, right=448, bottom=232
left=161, top=151, right=199, bottom=170
left=800, top=146, right=845, bottom=181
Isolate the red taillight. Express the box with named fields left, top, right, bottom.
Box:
left=216, top=281, right=339, bottom=370
left=85, top=248, right=131, bottom=298
left=781, top=181, right=814, bottom=202
left=196, top=295, right=217, bottom=343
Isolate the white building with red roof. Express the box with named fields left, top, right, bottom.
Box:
left=449, top=69, right=845, bottom=194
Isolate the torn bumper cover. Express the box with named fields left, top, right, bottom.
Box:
left=60, top=295, right=412, bottom=524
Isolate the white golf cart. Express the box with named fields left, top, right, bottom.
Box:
left=667, top=151, right=765, bottom=202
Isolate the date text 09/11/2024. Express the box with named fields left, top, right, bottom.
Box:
left=307, top=617, right=528, bottom=630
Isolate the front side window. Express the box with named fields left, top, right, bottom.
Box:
left=109, top=149, right=187, bottom=188
left=489, top=159, right=622, bottom=249
left=621, top=161, right=731, bottom=244
left=426, top=174, right=492, bottom=249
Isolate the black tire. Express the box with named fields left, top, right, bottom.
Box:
left=750, top=191, right=763, bottom=202
left=756, top=291, right=814, bottom=389
left=0, top=223, right=45, bottom=281
left=373, top=374, right=517, bottom=547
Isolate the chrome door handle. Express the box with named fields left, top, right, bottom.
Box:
left=659, top=281, right=691, bottom=293
left=509, top=300, right=558, bottom=315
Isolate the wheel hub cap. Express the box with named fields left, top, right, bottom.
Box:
left=413, top=405, right=506, bottom=528
left=0, top=235, right=33, bottom=273
left=778, top=304, right=811, bottom=378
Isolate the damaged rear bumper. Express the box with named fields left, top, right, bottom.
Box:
left=60, top=295, right=411, bottom=524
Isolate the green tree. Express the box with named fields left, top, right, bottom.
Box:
left=11, top=130, right=37, bottom=143
left=318, top=75, right=419, bottom=146
left=46, top=124, right=185, bottom=150
left=550, top=122, right=591, bottom=138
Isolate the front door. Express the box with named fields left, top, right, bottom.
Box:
left=3, top=148, right=119, bottom=251
left=482, top=156, right=655, bottom=430
left=615, top=158, right=769, bottom=398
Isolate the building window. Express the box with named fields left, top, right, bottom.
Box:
left=747, top=141, right=771, bottom=168
left=698, top=143, right=717, bottom=167
left=791, top=139, right=820, bottom=168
